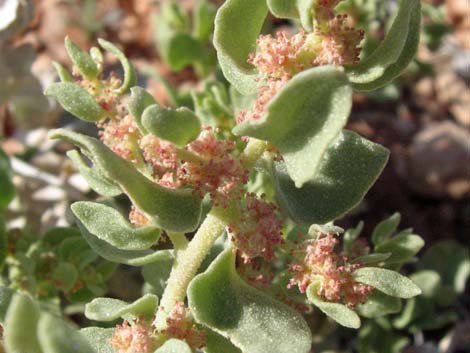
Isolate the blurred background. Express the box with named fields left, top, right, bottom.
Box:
left=0, top=1, right=468, bottom=352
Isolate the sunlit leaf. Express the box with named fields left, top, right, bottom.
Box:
left=188, top=249, right=312, bottom=353
left=85, top=294, right=158, bottom=321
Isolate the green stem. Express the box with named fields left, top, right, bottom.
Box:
left=166, top=232, right=188, bottom=251
left=153, top=138, right=267, bottom=329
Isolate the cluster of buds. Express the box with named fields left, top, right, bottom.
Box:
left=239, top=0, right=363, bottom=124
left=139, top=127, right=249, bottom=208
left=288, top=232, right=373, bottom=308
left=99, top=115, right=141, bottom=163
left=228, top=193, right=283, bottom=263
left=109, top=319, right=154, bottom=353
left=237, top=257, right=276, bottom=289
left=156, top=302, right=207, bottom=350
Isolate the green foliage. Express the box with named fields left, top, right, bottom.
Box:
left=44, top=82, right=106, bottom=122
left=49, top=129, right=203, bottom=232
left=188, top=249, right=312, bottom=353
left=354, top=268, right=421, bottom=299
left=155, top=339, right=193, bottom=353
left=85, top=294, right=159, bottom=321
left=234, top=66, right=353, bottom=188
left=346, top=0, right=421, bottom=91
left=72, top=201, right=161, bottom=250
left=273, top=131, right=389, bottom=224
left=306, top=282, right=361, bottom=329
left=142, top=104, right=201, bottom=147
left=80, top=327, right=114, bottom=353
left=65, top=36, right=99, bottom=80
left=213, top=0, right=267, bottom=94
left=0, top=147, right=15, bottom=209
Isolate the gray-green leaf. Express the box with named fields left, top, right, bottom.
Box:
left=354, top=267, right=422, bottom=298
left=85, top=294, right=158, bottom=321
left=188, top=249, right=312, bottom=353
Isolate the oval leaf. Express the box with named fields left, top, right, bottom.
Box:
left=346, top=0, right=421, bottom=91
left=376, top=233, right=424, bottom=264
left=128, top=87, right=156, bottom=134
left=372, top=213, right=401, bottom=245
left=80, top=327, right=114, bottom=353
left=188, top=249, right=312, bottom=353
left=274, top=131, right=389, bottom=224
left=234, top=66, right=352, bottom=188
left=142, top=104, right=201, bottom=147
left=213, top=0, right=267, bottom=94
left=357, top=291, right=402, bottom=319
left=72, top=201, right=161, bottom=251
left=306, top=282, right=361, bottom=329
left=155, top=339, right=192, bottom=353
left=49, top=129, right=203, bottom=232
left=85, top=294, right=158, bottom=321
left=45, top=82, right=106, bottom=122
left=65, top=36, right=99, bottom=79
left=4, top=293, right=42, bottom=353
left=354, top=267, right=422, bottom=298
left=37, top=312, right=95, bottom=353
left=98, top=38, right=137, bottom=94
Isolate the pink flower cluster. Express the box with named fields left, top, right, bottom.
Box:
left=288, top=232, right=373, bottom=308
left=228, top=193, right=283, bottom=263
left=239, top=1, right=363, bottom=124
left=140, top=127, right=249, bottom=207
left=109, top=319, right=153, bottom=353
left=159, top=302, right=207, bottom=350
left=99, top=114, right=140, bottom=162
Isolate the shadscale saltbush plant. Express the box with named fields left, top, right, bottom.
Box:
left=0, top=1, right=424, bottom=352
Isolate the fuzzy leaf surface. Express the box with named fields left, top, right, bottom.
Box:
left=98, top=38, right=137, bottom=94
left=235, top=66, right=352, bottom=187
left=44, top=83, right=106, bottom=122
left=346, top=0, right=421, bottom=91
left=188, top=249, right=312, bottom=353
left=65, top=36, right=99, bottom=79
left=354, top=267, right=422, bottom=298
left=306, top=282, right=361, bottom=328
left=142, top=104, right=201, bottom=146
left=50, top=129, right=202, bottom=232
left=371, top=213, right=401, bottom=245
left=80, top=327, right=114, bottom=353
left=274, top=131, right=389, bottom=224
left=72, top=201, right=161, bottom=250
left=154, top=339, right=193, bottom=353
left=85, top=294, right=158, bottom=321
left=213, top=0, right=267, bottom=94
left=4, top=293, right=43, bottom=353
left=37, top=312, right=95, bottom=353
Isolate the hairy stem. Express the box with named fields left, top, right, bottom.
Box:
left=154, top=138, right=267, bottom=329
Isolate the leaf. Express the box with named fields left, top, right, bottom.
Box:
left=354, top=267, right=422, bottom=298
left=65, top=36, right=99, bottom=79
left=375, top=233, right=424, bottom=264
left=49, top=129, right=203, bottom=232
left=72, top=201, right=161, bottom=251
left=128, top=87, right=156, bottom=134
left=52, top=262, right=78, bottom=292
left=80, top=327, right=114, bottom=353
left=193, top=0, right=216, bottom=42
left=353, top=253, right=391, bottom=265
left=0, top=286, right=14, bottom=323
left=306, top=282, right=361, bottom=329
left=346, top=0, right=421, bottom=91
left=213, top=0, right=268, bottom=94
left=0, top=217, right=7, bottom=269
left=98, top=38, right=137, bottom=94
left=266, top=0, right=315, bottom=30
left=4, top=293, right=43, bottom=353
left=52, top=61, right=73, bottom=82
left=85, top=294, right=158, bottom=321
left=155, top=339, right=192, bottom=353
left=205, top=329, right=242, bottom=353
left=371, top=213, right=401, bottom=245
left=357, top=291, right=402, bottom=318
left=142, top=104, right=201, bottom=147
left=0, top=147, right=15, bottom=209
left=44, top=82, right=106, bottom=122
left=234, top=66, right=352, bottom=188
left=188, top=249, right=312, bottom=353
left=141, top=251, right=174, bottom=297
left=410, top=271, right=441, bottom=298
left=67, top=150, right=122, bottom=197
left=37, top=312, right=95, bottom=353
left=273, top=131, right=389, bottom=224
